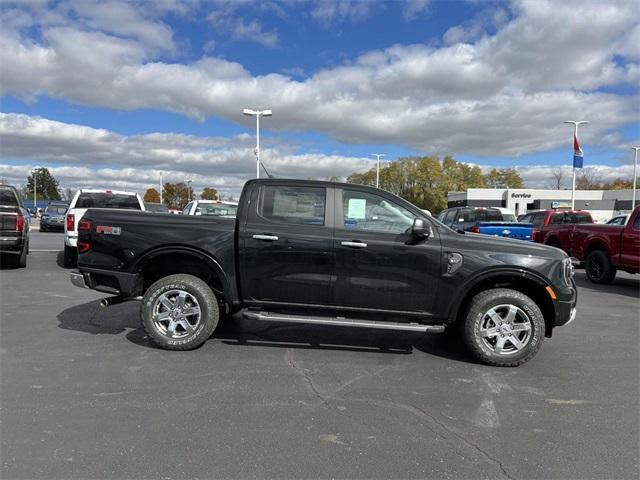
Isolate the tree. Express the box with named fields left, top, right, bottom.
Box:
left=602, top=178, right=633, bottom=190
left=550, top=167, right=566, bottom=190
left=144, top=188, right=160, bottom=203
left=25, top=167, right=61, bottom=201
left=484, top=168, right=524, bottom=188
left=162, top=182, right=194, bottom=209
left=201, top=187, right=219, bottom=200
left=63, top=187, right=76, bottom=202
left=576, top=168, right=602, bottom=190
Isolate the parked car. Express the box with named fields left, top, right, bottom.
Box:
left=558, top=206, right=639, bottom=284
left=144, top=202, right=169, bottom=213
left=437, top=206, right=533, bottom=241
left=39, top=202, right=68, bottom=232
left=0, top=184, right=29, bottom=268
left=182, top=200, right=238, bottom=217
left=71, top=179, right=577, bottom=367
left=64, top=189, right=145, bottom=267
left=519, top=209, right=594, bottom=248
left=606, top=214, right=629, bottom=226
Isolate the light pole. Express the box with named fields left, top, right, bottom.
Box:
left=186, top=179, right=192, bottom=202
left=563, top=121, right=589, bottom=210
left=31, top=168, right=38, bottom=212
left=243, top=108, right=272, bottom=178
left=632, top=147, right=640, bottom=210
left=372, top=154, right=385, bottom=188
left=159, top=171, right=163, bottom=205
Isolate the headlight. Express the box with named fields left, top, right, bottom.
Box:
left=563, top=257, right=575, bottom=285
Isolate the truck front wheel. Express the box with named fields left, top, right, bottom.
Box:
left=141, top=274, right=219, bottom=350
left=462, top=288, right=545, bottom=367
left=585, top=250, right=616, bottom=284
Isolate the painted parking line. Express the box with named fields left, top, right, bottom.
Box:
left=30, top=250, right=62, bottom=253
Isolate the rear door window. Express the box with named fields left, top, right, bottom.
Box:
left=259, top=186, right=326, bottom=226
left=76, top=193, right=141, bottom=209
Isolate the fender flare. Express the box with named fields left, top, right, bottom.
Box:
left=446, top=267, right=554, bottom=323
left=132, top=245, right=235, bottom=303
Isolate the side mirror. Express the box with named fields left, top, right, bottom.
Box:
left=411, top=218, right=431, bottom=238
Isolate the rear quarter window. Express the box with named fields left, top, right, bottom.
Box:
left=259, top=186, right=326, bottom=225
left=572, top=212, right=593, bottom=223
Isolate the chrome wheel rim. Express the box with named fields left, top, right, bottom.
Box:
left=151, top=289, right=201, bottom=339
left=479, top=304, right=532, bottom=355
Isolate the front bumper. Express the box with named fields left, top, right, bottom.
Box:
left=553, top=284, right=578, bottom=327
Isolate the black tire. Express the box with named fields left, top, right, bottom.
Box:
left=17, top=243, right=27, bottom=268
left=141, top=274, right=219, bottom=350
left=461, top=288, right=545, bottom=367
left=585, top=250, right=616, bottom=284
left=63, top=245, right=77, bottom=268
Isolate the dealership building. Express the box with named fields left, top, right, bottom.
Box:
left=447, top=188, right=637, bottom=223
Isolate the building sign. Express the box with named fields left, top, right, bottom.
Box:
left=511, top=193, right=532, bottom=199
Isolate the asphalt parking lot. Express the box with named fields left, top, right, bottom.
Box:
left=1, top=230, right=638, bottom=479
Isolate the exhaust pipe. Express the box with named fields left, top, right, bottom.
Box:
left=99, top=296, right=124, bottom=308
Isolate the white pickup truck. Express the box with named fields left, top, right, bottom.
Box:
left=64, top=189, right=144, bottom=267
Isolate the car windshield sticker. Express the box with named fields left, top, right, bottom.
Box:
left=347, top=199, right=366, bottom=219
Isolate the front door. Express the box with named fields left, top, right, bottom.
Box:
left=620, top=213, right=640, bottom=269
left=239, top=184, right=334, bottom=306
left=330, top=187, right=441, bottom=315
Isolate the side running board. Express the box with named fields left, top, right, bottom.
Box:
left=242, top=311, right=445, bottom=333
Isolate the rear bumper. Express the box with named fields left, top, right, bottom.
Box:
left=65, top=235, right=77, bottom=247
left=0, top=235, right=25, bottom=254
left=70, top=268, right=138, bottom=296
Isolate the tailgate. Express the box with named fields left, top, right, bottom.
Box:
left=477, top=222, right=534, bottom=241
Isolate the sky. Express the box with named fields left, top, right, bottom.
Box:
left=1, top=0, right=639, bottom=198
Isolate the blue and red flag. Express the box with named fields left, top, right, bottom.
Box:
left=573, top=134, right=584, bottom=168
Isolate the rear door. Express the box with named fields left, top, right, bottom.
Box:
left=330, top=187, right=441, bottom=315
left=239, top=183, right=334, bottom=306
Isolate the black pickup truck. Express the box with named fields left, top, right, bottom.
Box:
left=1, top=184, right=29, bottom=268
left=71, top=179, right=577, bottom=366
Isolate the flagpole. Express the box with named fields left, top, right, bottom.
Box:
left=564, top=120, right=589, bottom=210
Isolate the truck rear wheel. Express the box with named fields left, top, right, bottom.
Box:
left=141, top=274, right=219, bottom=350
left=462, top=288, right=545, bottom=367
left=585, top=250, right=616, bottom=284
left=63, top=245, right=77, bottom=268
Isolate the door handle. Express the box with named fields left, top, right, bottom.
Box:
left=253, top=234, right=279, bottom=241
left=341, top=241, right=367, bottom=248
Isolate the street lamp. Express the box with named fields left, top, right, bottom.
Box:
left=372, top=154, right=385, bottom=188
left=563, top=121, right=589, bottom=210
left=243, top=108, right=273, bottom=178
left=632, top=147, right=640, bottom=210
left=186, top=179, right=192, bottom=202
left=31, top=167, right=38, bottom=212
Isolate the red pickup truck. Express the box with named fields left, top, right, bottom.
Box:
left=566, top=206, right=640, bottom=284
left=519, top=209, right=594, bottom=247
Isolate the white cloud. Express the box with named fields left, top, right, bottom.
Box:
left=402, top=0, right=430, bottom=21
left=0, top=113, right=372, bottom=196
left=513, top=164, right=635, bottom=189
left=0, top=0, right=638, bottom=158
left=309, top=0, right=375, bottom=28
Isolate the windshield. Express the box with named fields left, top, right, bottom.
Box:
left=45, top=205, right=67, bottom=215
left=195, top=204, right=238, bottom=217
left=76, top=193, right=141, bottom=209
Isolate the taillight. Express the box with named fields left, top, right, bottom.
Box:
left=66, top=214, right=75, bottom=231
left=532, top=229, right=539, bottom=242
left=15, top=214, right=24, bottom=232
left=77, top=219, right=92, bottom=253
left=470, top=226, right=480, bottom=233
